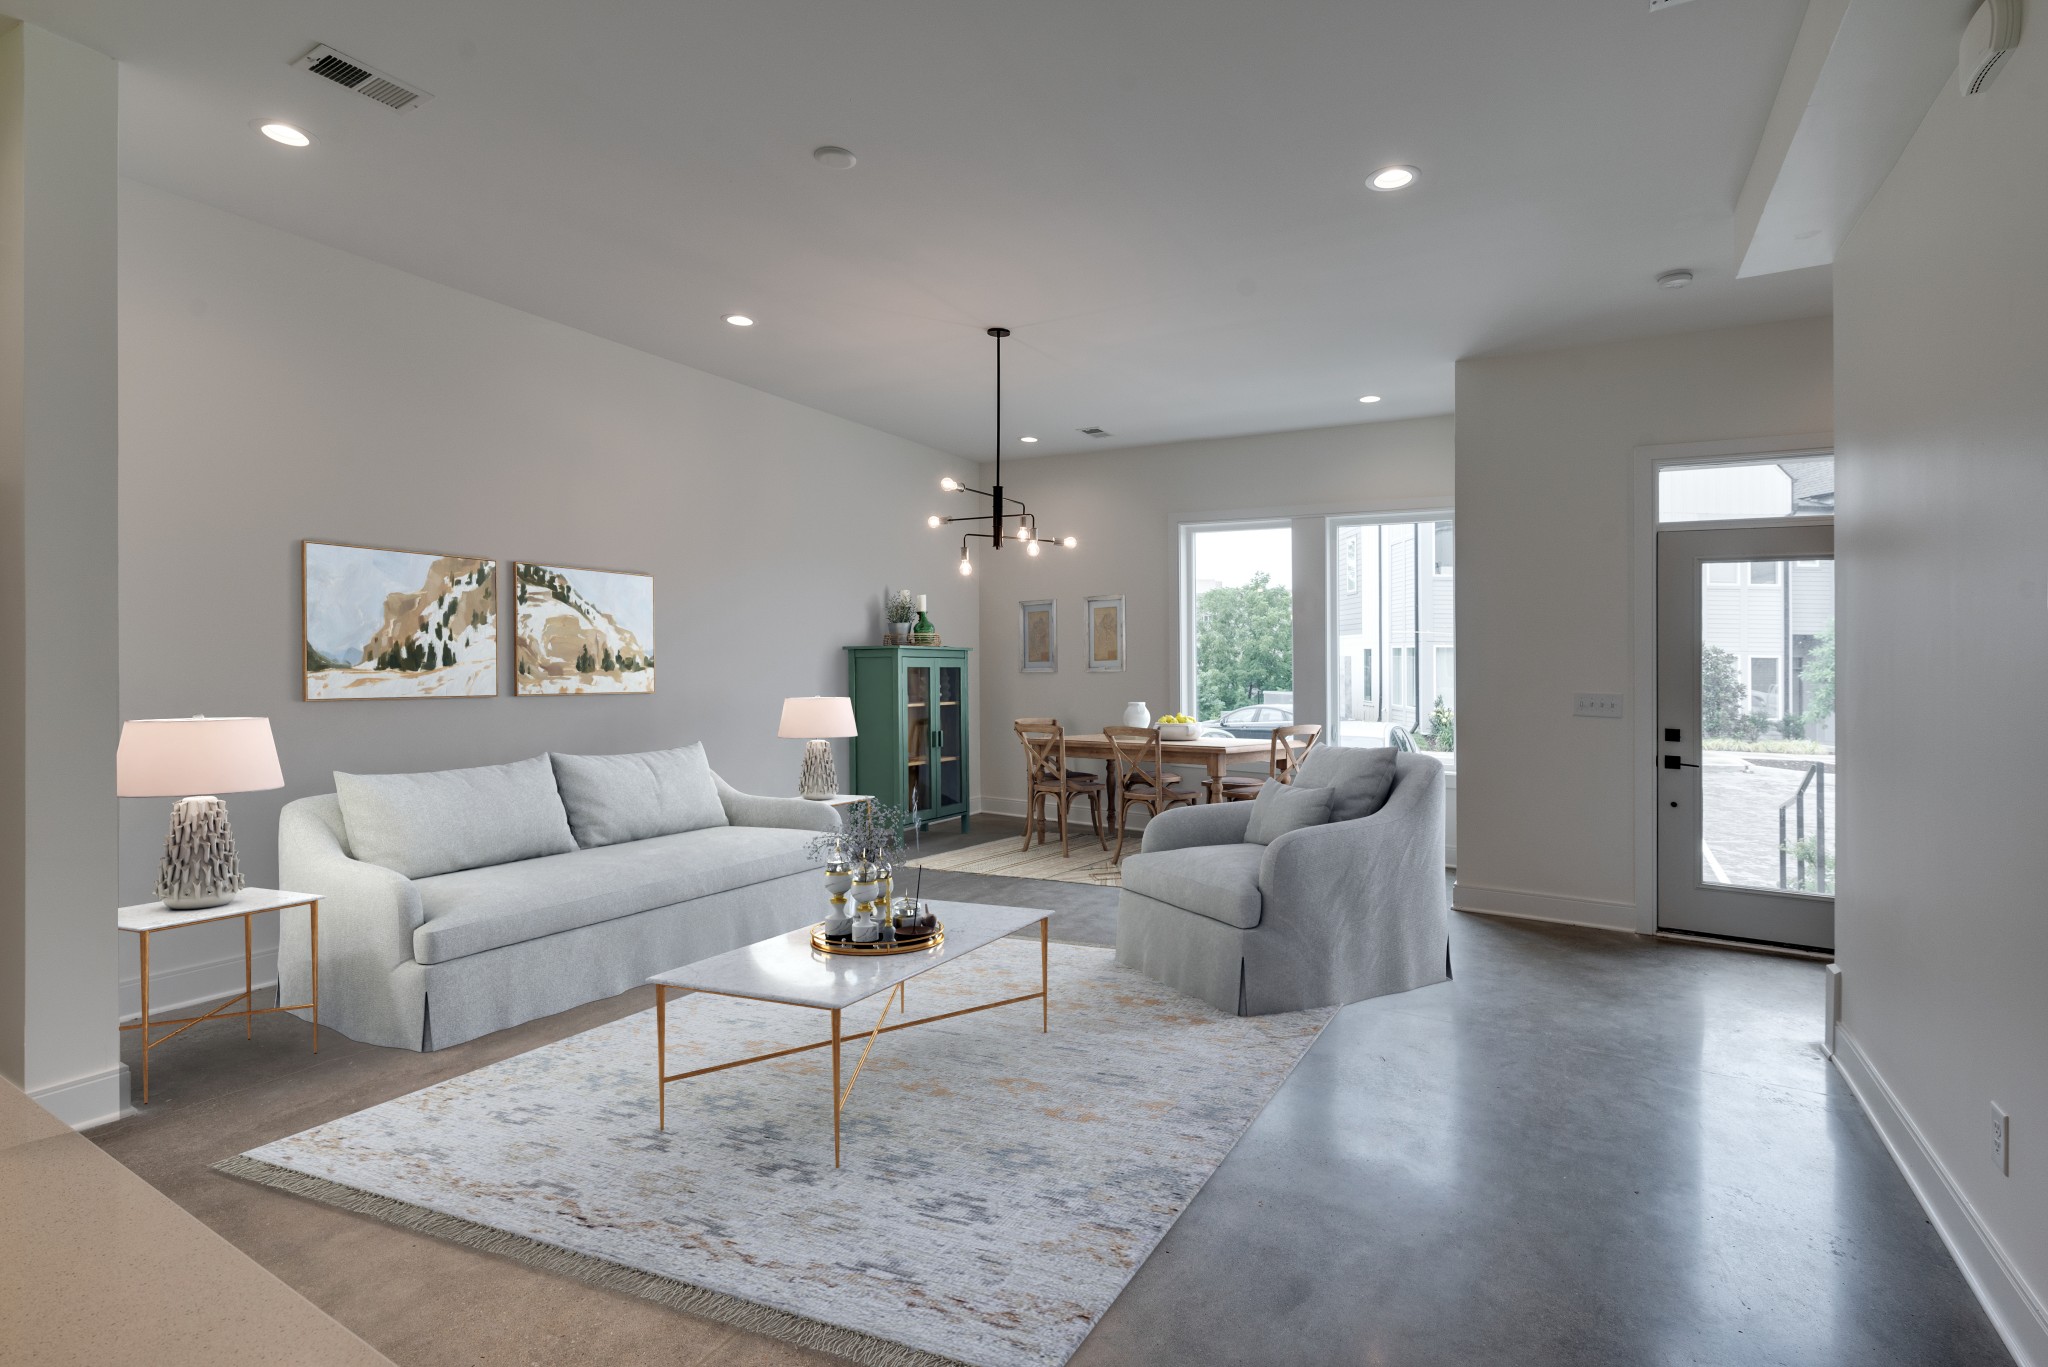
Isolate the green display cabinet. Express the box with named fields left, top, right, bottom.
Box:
left=845, top=646, right=971, bottom=833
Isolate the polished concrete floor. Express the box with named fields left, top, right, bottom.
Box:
left=91, top=816, right=2008, bottom=1366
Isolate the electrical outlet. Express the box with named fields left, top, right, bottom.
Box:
left=1574, top=693, right=1624, bottom=719
left=1992, top=1104, right=2010, bottom=1176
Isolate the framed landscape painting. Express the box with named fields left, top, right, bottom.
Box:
left=1020, top=599, right=1056, bottom=673
left=1086, top=595, right=1126, bottom=672
left=515, top=561, right=655, bottom=695
left=302, top=542, right=498, bottom=700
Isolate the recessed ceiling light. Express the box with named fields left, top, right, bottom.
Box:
left=1359, top=395, right=1382, bottom=404
left=1368, top=165, right=1417, bottom=191
left=1656, top=269, right=1694, bottom=290
left=1019, top=436, right=1038, bottom=443
left=724, top=314, right=755, bottom=327
left=259, top=122, right=312, bottom=148
left=812, top=146, right=857, bottom=170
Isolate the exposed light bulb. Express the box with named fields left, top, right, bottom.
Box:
left=1062, top=536, right=1078, bottom=549
left=940, top=476, right=960, bottom=492
left=958, top=553, right=973, bottom=576
left=927, top=515, right=942, bottom=529
left=1027, top=540, right=1041, bottom=557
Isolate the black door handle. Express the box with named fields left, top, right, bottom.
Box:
left=1662, top=755, right=1699, bottom=770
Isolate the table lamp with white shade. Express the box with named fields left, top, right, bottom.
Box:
left=117, top=716, right=284, bottom=909
left=778, top=696, right=858, bottom=799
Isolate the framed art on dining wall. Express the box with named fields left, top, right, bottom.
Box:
left=1020, top=599, right=1057, bottom=673
left=302, top=541, right=499, bottom=700
left=1085, top=594, right=1126, bottom=672
left=514, top=561, right=656, bottom=695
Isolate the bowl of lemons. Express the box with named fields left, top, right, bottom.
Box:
left=1157, top=714, right=1201, bottom=741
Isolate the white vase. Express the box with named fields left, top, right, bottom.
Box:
left=1122, top=701, right=1151, bottom=729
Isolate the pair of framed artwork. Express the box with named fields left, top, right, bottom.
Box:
left=302, top=540, right=654, bottom=700
left=1019, top=595, right=1124, bottom=674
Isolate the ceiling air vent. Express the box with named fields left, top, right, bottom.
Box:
left=292, top=44, right=432, bottom=112
left=1077, top=427, right=1112, bottom=438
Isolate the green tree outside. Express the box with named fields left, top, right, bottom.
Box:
left=1799, top=623, right=1835, bottom=727
left=1701, top=644, right=1749, bottom=740
left=1196, top=572, right=1292, bottom=720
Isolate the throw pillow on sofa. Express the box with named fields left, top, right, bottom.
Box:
left=1245, top=779, right=1334, bottom=845
left=335, top=756, right=579, bottom=879
left=548, top=742, right=729, bottom=848
left=1293, top=746, right=1398, bottom=822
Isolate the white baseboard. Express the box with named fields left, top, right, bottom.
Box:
left=121, top=947, right=279, bottom=1024
left=1834, top=1031, right=2047, bottom=1367
left=1450, top=880, right=1639, bottom=933
left=29, top=1062, right=133, bottom=1130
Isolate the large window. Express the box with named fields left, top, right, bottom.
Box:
left=1186, top=524, right=1293, bottom=724
left=1331, top=516, right=1455, bottom=754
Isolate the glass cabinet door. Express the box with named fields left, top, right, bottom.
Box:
left=937, top=665, right=964, bottom=809
left=905, top=665, right=933, bottom=814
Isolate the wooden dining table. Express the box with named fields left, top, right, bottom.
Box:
left=1058, top=733, right=1274, bottom=805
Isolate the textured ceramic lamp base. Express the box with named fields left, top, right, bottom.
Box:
left=798, top=740, right=840, bottom=799
left=155, top=795, right=246, bottom=910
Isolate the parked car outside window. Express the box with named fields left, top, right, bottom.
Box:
left=1213, top=703, right=1294, bottom=738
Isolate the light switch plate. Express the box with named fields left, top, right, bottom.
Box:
left=1574, top=693, right=1624, bottom=719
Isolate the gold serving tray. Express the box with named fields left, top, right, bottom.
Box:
left=811, top=921, right=946, bottom=957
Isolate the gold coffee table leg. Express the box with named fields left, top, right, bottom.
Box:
left=830, top=1009, right=842, bottom=1168
left=656, top=985, right=667, bottom=1131
left=1041, top=919, right=1050, bottom=1032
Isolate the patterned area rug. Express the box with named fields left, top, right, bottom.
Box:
left=220, top=941, right=1329, bottom=1367
left=904, top=837, right=1123, bottom=887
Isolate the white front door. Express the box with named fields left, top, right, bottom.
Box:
left=1656, top=522, right=1836, bottom=950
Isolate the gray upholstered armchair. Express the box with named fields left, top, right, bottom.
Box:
left=1114, top=750, right=1450, bottom=1015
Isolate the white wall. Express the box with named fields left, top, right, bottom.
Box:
left=969, top=418, right=1454, bottom=809
left=1454, top=317, right=1832, bottom=929
left=0, top=22, right=122, bottom=1128
left=1831, top=37, right=2048, bottom=1364
left=117, top=183, right=975, bottom=1021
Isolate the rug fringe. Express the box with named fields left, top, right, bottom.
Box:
left=211, top=1154, right=971, bottom=1367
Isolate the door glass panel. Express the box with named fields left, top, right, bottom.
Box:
left=937, top=666, right=963, bottom=808
left=906, top=666, right=931, bottom=814
left=1698, top=560, right=1835, bottom=894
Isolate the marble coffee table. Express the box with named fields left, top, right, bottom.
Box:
left=648, top=901, right=1052, bottom=1167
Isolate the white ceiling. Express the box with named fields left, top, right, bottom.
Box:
left=18, top=0, right=1833, bottom=458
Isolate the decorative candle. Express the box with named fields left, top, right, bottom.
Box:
left=916, top=594, right=926, bottom=611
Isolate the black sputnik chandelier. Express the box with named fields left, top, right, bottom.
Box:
left=929, top=327, right=1077, bottom=575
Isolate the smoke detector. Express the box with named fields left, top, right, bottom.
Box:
left=1960, top=0, right=2023, bottom=94
left=1656, top=269, right=1695, bottom=289
left=292, top=44, right=432, bottom=112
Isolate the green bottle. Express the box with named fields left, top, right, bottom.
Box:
left=913, top=595, right=934, bottom=638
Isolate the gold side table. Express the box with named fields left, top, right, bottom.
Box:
left=118, top=888, right=321, bottom=1104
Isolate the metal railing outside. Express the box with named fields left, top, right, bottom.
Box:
left=1777, top=761, right=1829, bottom=893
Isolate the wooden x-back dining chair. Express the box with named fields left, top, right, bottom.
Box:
left=1103, top=725, right=1196, bottom=863
left=1016, top=720, right=1107, bottom=857
left=1218, top=723, right=1325, bottom=802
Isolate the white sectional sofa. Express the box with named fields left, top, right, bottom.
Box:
left=277, top=743, right=837, bottom=1051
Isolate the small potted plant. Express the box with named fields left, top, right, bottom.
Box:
left=885, top=589, right=916, bottom=645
